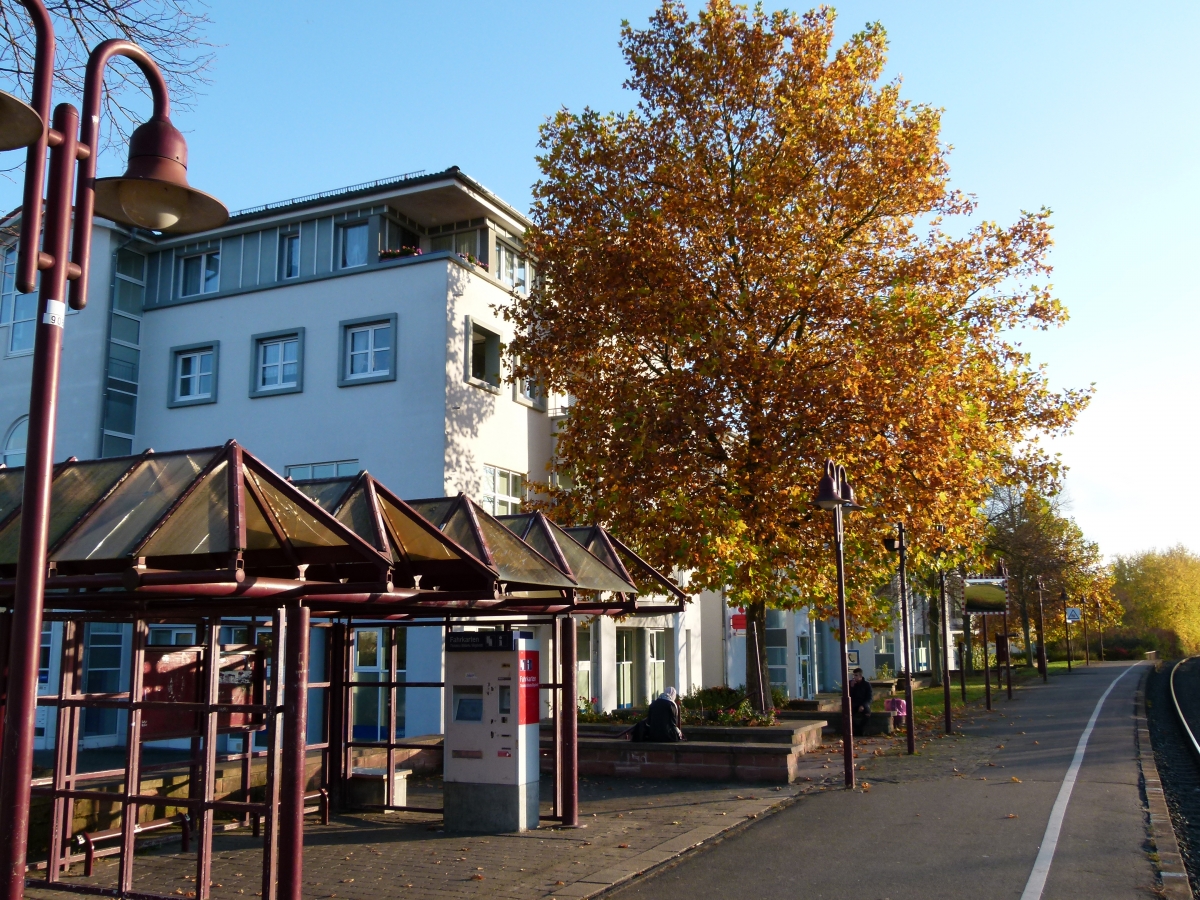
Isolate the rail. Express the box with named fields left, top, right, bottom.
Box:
left=1168, top=657, right=1200, bottom=760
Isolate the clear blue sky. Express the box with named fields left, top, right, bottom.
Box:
left=3, top=1, right=1195, bottom=558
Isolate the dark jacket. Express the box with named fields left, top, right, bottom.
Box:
left=645, top=697, right=682, bottom=742
left=849, top=677, right=873, bottom=712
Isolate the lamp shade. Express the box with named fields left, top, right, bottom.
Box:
left=93, top=115, right=227, bottom=234
left=0, top=90, right=43, bottom=151
left=813, top=460, right=841, bottom=510
left=838, top=466, right=858, bottom=508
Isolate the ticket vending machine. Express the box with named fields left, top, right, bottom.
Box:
left=443, top=630, right=540, bottom=832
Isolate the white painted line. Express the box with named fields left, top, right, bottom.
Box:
left=1020, top=664, right=1138, bottom=900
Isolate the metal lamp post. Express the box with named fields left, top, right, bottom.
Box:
left=0, top=5, right=226, bottom=893
left=1061, top=589, right=1072, bottom=673
left=814, top=459, right=862, bottom=789
left=999, top=560, right=1013, bottom=700
left=883, top=526, right=916, bottom=754
left=1097, top=598, right=1105, bottom=662
left=1035, top=576, right=1048, bottom=682
left=933, top=539, right=953, bottom=735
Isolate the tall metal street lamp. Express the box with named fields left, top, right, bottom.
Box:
left=814, top=459, right=863, bottom=789
left=1035, top=576, right=1049, bottom=682
left=932, top=534, right=953, bottom=735
left=883, top=525, right=916, bottom=754
left=998, top=560, right=1013, bottom=700
left=1096, top=597, right=1105, bottom=662
left=0, top=5, right=226, bottom=894
left=1061, top=588, right=1073, bottom=673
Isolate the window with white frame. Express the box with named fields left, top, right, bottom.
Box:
left=495, top=242, right=528, bottom=293
left=9, top=290, right=36, bottom=353
left=257, top=336, right=299, bottom=390
left=346, top=322, right=390, bottom=379
left=340, top=222, right=368, bottom=268
left=0, top=245, right=15, bottom=328
left=175, top=347, right=215, bottom=402
left=286, top=459, right=360, bottom=481
left=282, top=233, right=300, bottom=279
left=180, top=250, right=220, bottom=297
left=3, top=417, right=27, bottom=468
left=481, top=465, right=524, bottom=516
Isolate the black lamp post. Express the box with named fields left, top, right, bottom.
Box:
left=883, top=525, right=916, bottom=754
left=1097, top=598, right=1105, bottom=662
left=0, top=5, right=226, bottom=894
left=814, top=459, right=862, bottom=789
left=933, top=535, right=953, bottom=735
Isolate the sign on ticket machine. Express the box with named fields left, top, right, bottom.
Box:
left=443, top=630, right=540, bottom=832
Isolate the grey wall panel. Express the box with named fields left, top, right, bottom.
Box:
left=300, top=220, right=317, bottom=277
left=315, top=217, right=333, bottom=275
left=259, top=227, right=278, bottom=285
left=221, top=236, right=243, bottom=292
left=241, top=231, right=260, bottom=288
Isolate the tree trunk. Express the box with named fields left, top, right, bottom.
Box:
left=929, top=597, right=943, bottom=687
left=745, top=600, right=770, bottom=710
left=1019, top=592, right=1035, bottom=667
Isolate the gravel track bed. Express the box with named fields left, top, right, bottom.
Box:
left=1147, top=658, right=1200, bottom=896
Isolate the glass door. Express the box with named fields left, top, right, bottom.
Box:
left=352, top=627, right=387, bottom=741
left=648, top=631, right=666, bottom=699
left=616, top=629, right=634, bottom=709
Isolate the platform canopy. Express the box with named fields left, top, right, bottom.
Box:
left=563, top=525, right=688, bottom=602
left=497, top=511, right=637, bottom=594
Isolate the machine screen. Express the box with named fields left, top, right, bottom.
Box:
left=453, top=686, right=483, bottom=721
left=498, top=685, right=511, bottom=715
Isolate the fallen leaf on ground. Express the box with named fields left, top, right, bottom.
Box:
left=1011, top=776, right=1022, bottom=783
left=1007, top=814, right=1018, bottom=818
left=618, top=843, right=630, bottom=849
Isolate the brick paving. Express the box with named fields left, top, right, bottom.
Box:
left=24, top=747, right=864, bottom=900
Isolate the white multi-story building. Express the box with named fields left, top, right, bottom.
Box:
left=0, top=167, right=703, bottom=746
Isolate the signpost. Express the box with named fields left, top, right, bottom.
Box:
left=1065, top=607, right=1082, bottom=623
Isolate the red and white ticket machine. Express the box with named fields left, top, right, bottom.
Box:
left=443, top=630, right=540, bottom=832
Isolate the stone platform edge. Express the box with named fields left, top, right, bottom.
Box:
left=1136, top=664, right=1194, bottom=899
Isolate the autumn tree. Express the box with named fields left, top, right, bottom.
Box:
left=1113, top=547, right=1200, bottom=656
left=0, top=0, right=214, bottom=153
left=985, top=485, right=1116, bottom=663
left=509, top=1, right=1089, bottom=704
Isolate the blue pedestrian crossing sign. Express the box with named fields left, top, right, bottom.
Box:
left=1065, top=607, right=1082, bottom=623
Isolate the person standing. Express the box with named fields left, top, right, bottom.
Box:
left=849, top=668, right=873, bottom=738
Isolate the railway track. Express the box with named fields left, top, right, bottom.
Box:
left=1148, top=658, right=1200, bottom=896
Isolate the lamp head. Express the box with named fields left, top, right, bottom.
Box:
left=0, top=90, right=43, bottom=151
left=1060, top=588, right=1068, bottom=602
left=93, top=115, right=227, bottom=234
left=837, top=466, right=857, bottom=507
left=814, top=460, right=841, bottom=510
left=883, top=537, right=900, bottom=553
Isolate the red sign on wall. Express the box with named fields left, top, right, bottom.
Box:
left=518, top=649, right=540, bottom=725
left=730, top=611, right=747, bottom=633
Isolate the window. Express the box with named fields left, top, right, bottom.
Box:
left=431, top=230, right=480, bottom=261
left=282, top=233, right=300, bottom=279
left=3, top=417, right=27, bottom=468
left=481, top=465, right=524, bottom=515
left=465, top=317, right=500, bottom=391
left=616, top=629, right=634, bottom=709
left=102, top=249, right=146, bottom=456
left=10, top=291, right=36, bottom=353
left=649, top=630, right=667, bottom=699
left=180, top=250, right=220, bottom=297
left=0, top=245, right=15, bottom=326
left=285, top=459, right=360, bottom=480
left=340, top=222, right=368, bottom=268
left=338, top=314, right=397, bottom=387
left=169, top=342, right=219, bottom=408
left=495, top=242, right=529, bottom=293
left=148, top=626, right=197, bottom=646
left=512, top=360, right=546, bottom=411
left=249, top=329, right=304, bottom=398
left=766, top=609, right=788, bottom=692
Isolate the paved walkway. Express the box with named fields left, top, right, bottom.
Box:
left=27, top=663, right=1160, bottom=900
left=610, top=661, right=1159, bottom=900
left=26, top=758, right=842, bottom=900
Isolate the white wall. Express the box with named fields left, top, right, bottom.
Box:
left=0, top=226, right=118, bottom=463
left=137, top=260, right=453, bottom=497
left=443, top=267, right=553, bottom=498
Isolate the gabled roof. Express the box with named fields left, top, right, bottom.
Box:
left=563, top=526, right=688, bottom=601
left=498, top=512, right=637, bottom=594
left=0, top=441, right=388, bottom=582
left=406, top=494, right=577, bottom=593
left=292, top=472, right=497, bottom=593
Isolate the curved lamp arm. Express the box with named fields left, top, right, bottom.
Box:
left=15, top=0, right=54, bottom=293
left=68, top=39, right=171, bottom=310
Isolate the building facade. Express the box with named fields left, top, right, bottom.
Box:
left=0, top=167, right=703, bottom=746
